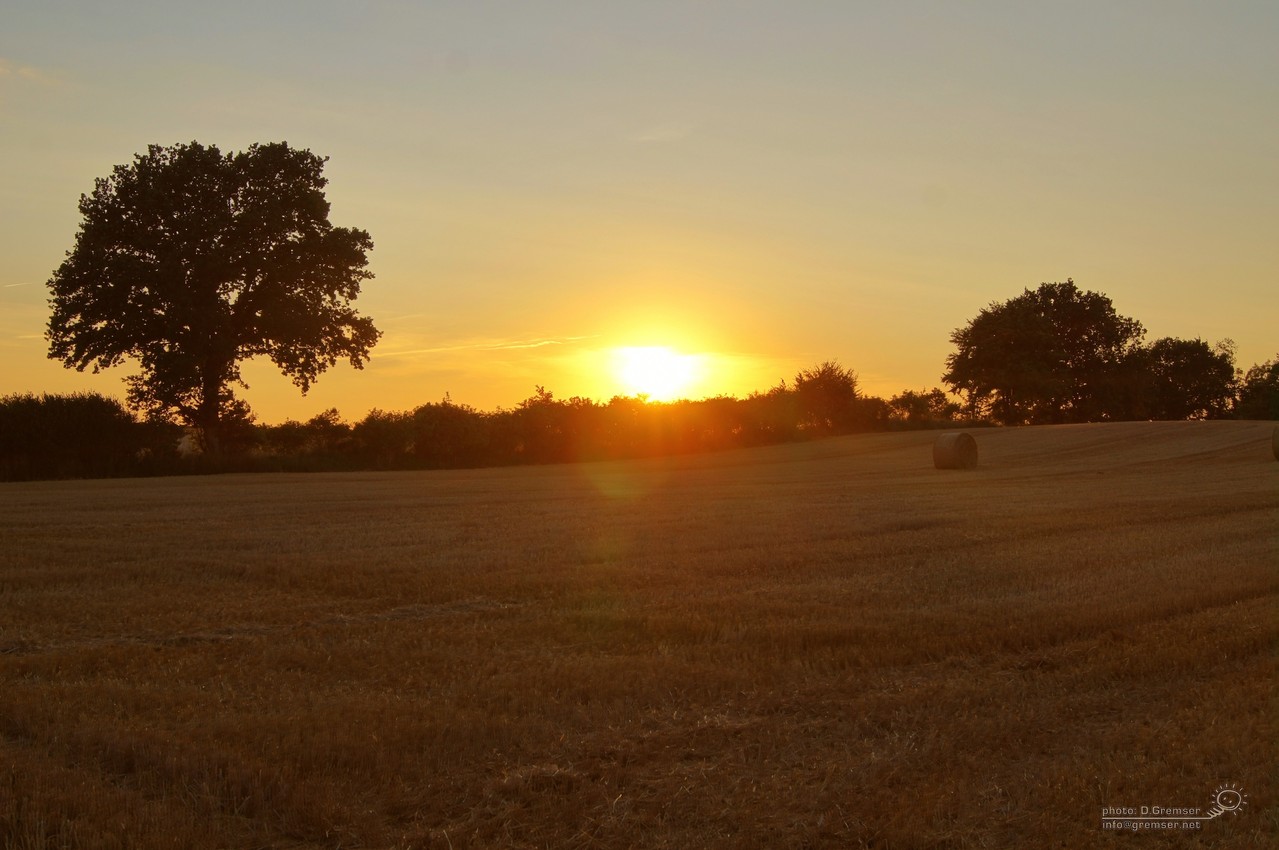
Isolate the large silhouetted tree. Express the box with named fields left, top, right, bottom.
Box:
left=944, top=280, right=1145, bottom=424
left=46, top=141, right=379, bottom=455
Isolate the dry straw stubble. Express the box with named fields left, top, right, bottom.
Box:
left=1, top=421, right=1276, bottom=849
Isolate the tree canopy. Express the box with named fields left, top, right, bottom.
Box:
left=1135, top=337, right=1237, bottom=420
left=793, top=360, right=860, bottom=434
left=46, top=141, right=380, bottom=454
left=1236, top=355, right=1279, bottom=420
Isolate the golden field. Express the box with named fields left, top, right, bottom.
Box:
left=1, top=421, right=1275, bottom=849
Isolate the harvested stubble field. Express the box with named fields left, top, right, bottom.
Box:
left=1, top=421, right=1275, bottom=849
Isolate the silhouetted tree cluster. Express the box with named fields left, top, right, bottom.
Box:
left=1236, top=356, right=1279, bottom=420
left=1128, top=337, right=1238, bottom=420
left=945, top=280, right=1243, bottom=424
left=888, top=389, right=963, bottom=427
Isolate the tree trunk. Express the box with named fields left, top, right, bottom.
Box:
left=198, top=364, right=225, bottom=459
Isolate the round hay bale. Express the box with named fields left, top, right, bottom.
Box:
left=934, top=431, right=978, bottom=470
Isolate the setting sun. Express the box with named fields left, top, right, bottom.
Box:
left=613, top=346, right=702, bottom=402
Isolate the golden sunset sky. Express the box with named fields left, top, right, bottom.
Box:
left=2, top=1, right=1276, bottom=422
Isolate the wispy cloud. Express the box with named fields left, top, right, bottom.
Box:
left=0, top=58, right=61, bottom=87
left=2, top=282, right=37, bottom=288
left=378, top=334, right=598, bottom=360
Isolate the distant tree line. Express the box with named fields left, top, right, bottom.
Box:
left=1, top=362, right=905, bottom=479
left=4, top=337, right=1277, bottom=481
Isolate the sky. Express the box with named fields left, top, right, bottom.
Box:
left=2, top=1, right=1276, bottom=423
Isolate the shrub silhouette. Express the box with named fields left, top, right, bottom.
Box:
left=0, top=393, right=147, bottom=480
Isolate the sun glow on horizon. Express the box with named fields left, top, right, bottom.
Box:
left=613, top=346, right=703, bottom=402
